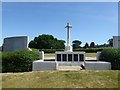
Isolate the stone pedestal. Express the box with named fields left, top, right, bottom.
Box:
left=85, top=61, right=111, bottom=70
left=64, top=46, right=73, bottom=52
left=39, top=51, right=44, bottom=60
left=96, top=51, right=101, bottom=60
left=113, top=36, right=120, bottom=48
left=32, top=60, right=58, bottom=71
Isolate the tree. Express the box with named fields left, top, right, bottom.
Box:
left=72, top=40, right=82, bottom=49
left=28, top=34, right=65, bottom=49
left=83, top=43, right=89, bottom=48
left=107, top=38, right=113, bottom=47
left=90, top=42, right=95, bottom=48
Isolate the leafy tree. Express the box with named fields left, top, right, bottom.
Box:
left=29, top=34, right=65, bottom=49
left=83, top=42, right=89, bottom=48
left=72, top=40, right=82, bottom=49
left=90, top=42, right=95, bottom=48
left=107, top=38, right=113, bottom=47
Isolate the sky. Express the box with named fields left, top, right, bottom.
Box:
left=2, top=2, right=118, bottom=46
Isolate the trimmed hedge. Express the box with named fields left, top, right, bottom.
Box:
left=39, top=48, right=103, bottom=53
left=39, top=49, right=64, bottom=53
left=99, top=48, right=120, bottom=70
left=73, top=48, right=103, bottom=53
left=2, top=49, right=40, bottom=72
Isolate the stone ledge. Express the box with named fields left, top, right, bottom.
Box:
left=32, top=60, right=58, bottom=71
left=85, top=61, right=111, bottom=70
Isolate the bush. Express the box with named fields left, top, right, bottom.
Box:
left=99, top=48, right=120, bottom=70
left=2, top=49, right=40, bottom=72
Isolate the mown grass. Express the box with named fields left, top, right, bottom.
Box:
left=85, top=53, right=96, bottom=57
left=2, top=70, right=119, bottom=88
left=45, top=53, right=55, bottom=57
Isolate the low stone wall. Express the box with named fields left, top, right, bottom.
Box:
left=32, top=60, right=111, bottom=71
left=85, top=61, right=111, bottom=70
left=32, top=60, right=58, bottom=71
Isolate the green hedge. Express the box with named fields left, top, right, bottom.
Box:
left=39, top=49, right=64, bottom=53
left=2, top=49, right=40, bottom=72
left=73, top=48, right=103, bottom=53
left=99, top=48, right=120, bottom=70
left=39, top=48, right=103, bottom=53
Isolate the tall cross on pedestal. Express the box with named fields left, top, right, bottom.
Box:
left=65, top=23, right=72, bottom=47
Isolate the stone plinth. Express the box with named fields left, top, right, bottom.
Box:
left=32, top=60, right=58, bottom=71
left=64, top=46, right=72, bottom=52
left=96, top=51, right=101, bottom=60
left=39, top=51, right=44, bottom=60
left=55, top=51, right=85, bottom=62
left=3, top=36, right=28, bottom=52
left=85, top=61, right=111, bottom=70
left=113, top=36, right=120, bottom=48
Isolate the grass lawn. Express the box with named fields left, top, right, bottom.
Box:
left=2, top=70, right=119, bottom=88
left=85, top=53, right=96, bottom=57
left=45, top=53, right=55, bottom=57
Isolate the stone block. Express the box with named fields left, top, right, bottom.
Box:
left=96, top=51, right=101, bottom=60
left=113, top=36, right=120, bottom=48
left=32, top=60, right=58, bottom=71
left=39, top=51, right=44, bottom=60
left=85, top=61, right=111, bottom=70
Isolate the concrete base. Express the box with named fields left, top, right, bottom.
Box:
left=85, top=61, right=111, bottom=70
left=64, top=46, right=73, bottom=52
left=32, top=60, right=111, bottom=71
left=113, top=36, right=120, bottom=48
left=32, top=60, right=58, bottom=71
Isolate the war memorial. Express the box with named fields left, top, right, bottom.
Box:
left=32, top=23, right=111, bottom=71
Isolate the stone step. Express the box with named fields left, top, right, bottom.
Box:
left=58, top=66, right=81, bottom=70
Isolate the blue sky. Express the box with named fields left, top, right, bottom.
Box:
left=2, top=2, right=118, bottom=46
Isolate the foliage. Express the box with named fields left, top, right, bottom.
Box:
left=90, top=42, right=95, bottom=48
left=107, top=38, right=113, bottom=47
left=74, top=48, right=103, bottom=53
left=72, top=40, right=82, bottom=49
left=96, top=43, right=109, bottom=48
left=29, top=34, right=65, bottom=49
left=99, top=48, right=120, bottom=70
left=83, top=43, right=89, bottom=48
left=39, top=49, right=64, bottom=53
left=2, top=49, right=40, bottom=72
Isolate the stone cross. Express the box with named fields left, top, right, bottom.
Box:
left=65, top=23, right=72, bottom=47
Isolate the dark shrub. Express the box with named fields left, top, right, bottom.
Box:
left=99, top=48, right=120, bottom=70
left=2, top=49, right=39, bottom=72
